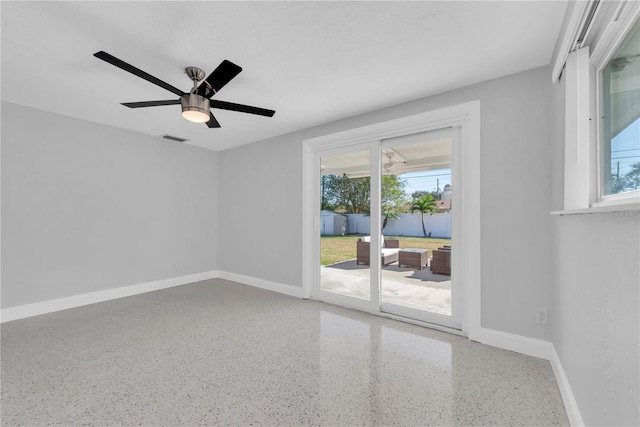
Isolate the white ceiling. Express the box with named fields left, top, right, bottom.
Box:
left=1, top=1, right=567, bottom=152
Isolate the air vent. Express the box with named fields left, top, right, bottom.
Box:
left=160, top=134, right=188, bottom=143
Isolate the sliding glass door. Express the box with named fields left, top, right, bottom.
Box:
left=320, top=147, right=372, bottom=302
left=313, top=128, right=461, bottom=330
left=315, top=142, right=380, bottom=312
left=379, top=128, right=460, bottom=329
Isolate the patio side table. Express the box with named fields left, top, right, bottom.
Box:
left=398, top=248, right=429, bottom=270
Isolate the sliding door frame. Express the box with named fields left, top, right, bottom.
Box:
left=302, top=101, right=481, bottom=338
left=312, top=141, right=381, bottom=313
left=378, top=126, right=461, bottom=329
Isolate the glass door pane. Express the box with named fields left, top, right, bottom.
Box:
left=379, top=131, right=455, bottom=325
left=319, top=149, right=371, bottom=301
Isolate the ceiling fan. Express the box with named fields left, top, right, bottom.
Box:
left=93, top=51, right=275, bottom=128
left=383, top=151, right=406, bottom=174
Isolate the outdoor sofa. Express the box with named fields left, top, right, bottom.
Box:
left=356, top=236, right=401, bottom=266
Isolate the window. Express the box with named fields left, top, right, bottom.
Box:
left=599, top=18, right=640, bottom=198
left=554, top=0, right=640, bottom=211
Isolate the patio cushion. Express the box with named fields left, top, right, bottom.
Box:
left=356, top=239, right=401, bottom=265
left=381, top=248, right=400, bottom=256
left=361, top=235, right=386, bottom=247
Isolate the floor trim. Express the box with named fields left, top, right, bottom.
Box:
left=549, top=346, right=585, bottom=427
left=475, top=327, right=583, bottom=426
left=474, top=326, right=554, bottom=360
left=0, top=270, right=219, bottom=323
left=217, top=271, right=306, bottom=299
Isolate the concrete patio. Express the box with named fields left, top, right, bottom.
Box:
left=320, top=259, right=451, bottom=316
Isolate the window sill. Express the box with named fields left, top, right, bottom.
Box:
left=550, top=202, right=640, bottom=216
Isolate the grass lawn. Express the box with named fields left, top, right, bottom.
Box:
left=320, top=235, right=451, bottom=266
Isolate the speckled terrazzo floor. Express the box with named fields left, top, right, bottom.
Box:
left=1, top=278, right=569, bottom=426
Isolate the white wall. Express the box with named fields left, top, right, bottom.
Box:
left=219, top=65, right=555, bottom=341
left=553, top=215, right=639, bottom=426
left=217, top=136, right=303, bottom=287
left=549, top=75, right=640, bottom=426
left=1, top=102, right=219, bottom=308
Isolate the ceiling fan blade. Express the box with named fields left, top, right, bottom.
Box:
left=206, top=112, right=221, bottom=128
left=94, top=51, right=185, bottom=97
left=210, top=100, right=275, bottom=117
left=197, top=60, right=242, bottom=98
left=121, top=99, right=181, bottom=108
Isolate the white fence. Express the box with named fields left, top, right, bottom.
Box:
left=344, top=213, right=451, bottom=238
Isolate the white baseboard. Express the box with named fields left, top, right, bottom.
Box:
left=0, top=270, right=303, bottom=323
left=217, top=270, right=305, bottom=299
left=475, top=326, right=555, bottom=360
left=476, top=327, right=583, bottom=426
left=0, top=270, right=219, bottom=323
left=549, top=346, right=585, bottom=427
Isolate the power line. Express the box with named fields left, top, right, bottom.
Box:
left=611, top=148, right=640, bottom=153
left=611, top=155, right=640, bottom=160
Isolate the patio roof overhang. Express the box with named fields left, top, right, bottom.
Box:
left=320, top=137, right=452, bottom=177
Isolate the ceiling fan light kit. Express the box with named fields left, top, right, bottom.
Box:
left=93, top=51, right=275, bottom=129
left=181, top=66, right=211, bottom=123
left=181, top=94, right=210, bottom=123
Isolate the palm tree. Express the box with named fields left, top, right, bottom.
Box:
left=381, top=205, right=400, bottom=233
left=411, top=195, right=438, bottom=237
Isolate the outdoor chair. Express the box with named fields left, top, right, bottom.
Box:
left=356, top=236, right=401, bottom=266
left=430, top=246, right=451, bottom=275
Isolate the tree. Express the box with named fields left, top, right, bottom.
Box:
left=364, top=174, right=407, bottom=231
left=381, top=205, right=400, bottom=232
left=610, top=162, right=640, bottom=194
left=411, top=195, right=438, bottom=237
left=320, top=175, right=334, bottom=211
left=322, top=173, right=407, bottom=225
left=381, top=174, right=407, bottom=232
left=322, top=174, right=370, bottom=213
left=411, top=190, right=440, bottom=201
left=624, top=162, right=640, bottom=191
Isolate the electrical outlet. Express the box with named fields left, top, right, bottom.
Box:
left=536, top=309, right=548, bottom=325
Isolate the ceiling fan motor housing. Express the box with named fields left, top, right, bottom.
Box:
left=181, top=93, right=210, bottom=123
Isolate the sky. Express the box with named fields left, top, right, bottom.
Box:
left=398, top=168, right=451, bottom=196
left=611, top=117, right=640, bottom=177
